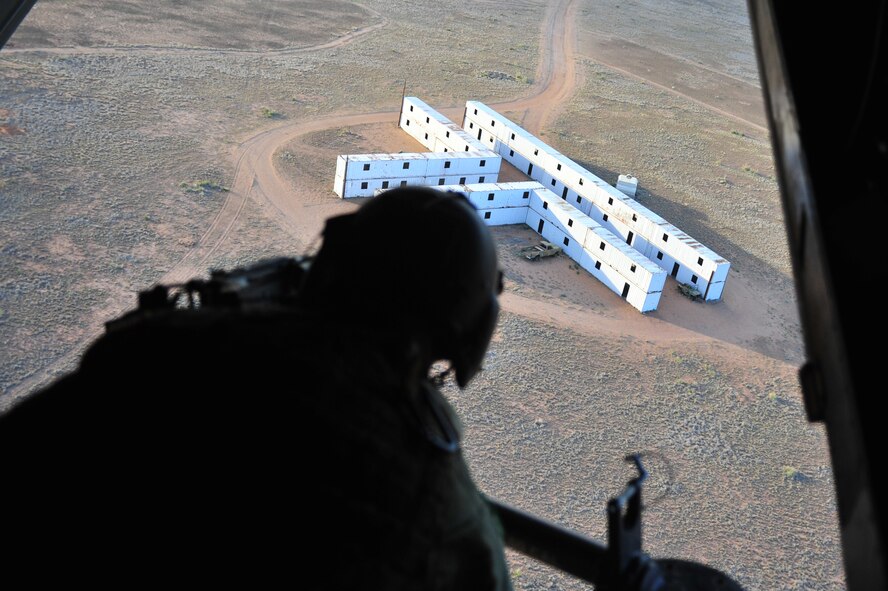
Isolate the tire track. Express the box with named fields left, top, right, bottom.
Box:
left=4, top=6, right=388, bottom=58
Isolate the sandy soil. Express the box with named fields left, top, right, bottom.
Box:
left=9, top=1, right=378, bottom=51
left=0, top=0, right=843, bottom=588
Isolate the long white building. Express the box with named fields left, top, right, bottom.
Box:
left=334, top=152, right=498, bottom=199
left=431, top=181, right=666, bottom=312
left=463, top=100, right=730, bottom=300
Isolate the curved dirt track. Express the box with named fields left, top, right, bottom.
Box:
left=4, top=7, right=388, bottom=58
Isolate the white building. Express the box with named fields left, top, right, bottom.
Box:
left=333, top=152, right=498, bottom=199
left=431, top=181, right=666, bottom=312
left=463, top=100, right=730, bottom=301
left=334, top=97, right=500, bottom=199
left=401, top=96, right=493, bottom=154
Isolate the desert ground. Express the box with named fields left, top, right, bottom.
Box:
left=1, top=0, right=843, bottom=588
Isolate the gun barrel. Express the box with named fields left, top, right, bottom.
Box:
left=485, top=496, right=608, bottom=586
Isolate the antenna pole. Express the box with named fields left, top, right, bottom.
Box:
left=399, top=80, right=407, bottom=127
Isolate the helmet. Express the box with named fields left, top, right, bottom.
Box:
left=299, top=186, right=503, bottom=387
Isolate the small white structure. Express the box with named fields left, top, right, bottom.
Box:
left=333, top=97, right=500, bottom=199
left=463, top=100, right=730, bottom=301
left=430, top=181, right=666, bottom=312
left=616, top=174, right=638, bottom=197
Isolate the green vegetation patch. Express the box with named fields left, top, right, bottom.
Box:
left=179, top=180, right=229, bottom=196
left=259, top=107, right=283, bottom=119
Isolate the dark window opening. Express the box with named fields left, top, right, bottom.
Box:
left=576, top=196, right=582, bottom=204
left=630, top=264, right=636, bottom=272
left=382, top=181, right=389, bottom=189
left=579, top=178, right=584, bottom=185
left=480, top=160, right=486, bottom=167
left=563, top=237, right=570, bottom=246
left=627, top=231, right=634, bottom=245
left=439, top=179, right=445, bottom=185
left=538, top=219, right=545, bottom=233
left=657, top=251, right=663, bottom=260
left=479, top=176, right=485, bottom=183
left=599, top=242, right=605, bottom=251
left=445, top=161, right=451, bottom=169
left=557, top=164, right=562, bottom=171
left=595, top=261, right=601, bottom=270
left=603, top=214, right=609, bottom=222
left=568, top=219, right=574, bottom=227
left=484, top=212, right=492, bottom=219
left=460, top=177, right=466, bottom=184
left=522, top=191, right=529, bottom=199
left=698, top=257, right=704, bottom=266
left=562, top=187, right=568, bottom=199
left=622, top=283, right=630, bottom=298
left=543, top=201, right=548, bottom=210
left=406, top=120, right=410, bottom=126
left=424, top=133, right=429, bottom=140
left=511, top=133, right=515, bottom=140
left=632, top=214, right=637, bottom=222
left=426, top=116, right=430, bottom=123
left=551, top=179, right=556, bottom=186
left=491, top=120, right=495, bottom=127
left=691, top=275, right=698, bottom=284
left=446, top=131, right=450, bottom=138
left=663, top=233, right=669, bottom=242
left=478, top=128, right=483, bottom=141
left=671, top=262, right=680, bottom=277
left=608, top=197, right=613, bottom=205
left=363, top=163, right=370, bottom=171
left=465, top=146, right=469, bottom=151
left=534, top=149, right=539, bottom=155
left=528, top=163, right=534, bottom=175
left=509, top=150, right=514, bottom=157
left=474, top=108, right=478, bottom=115
left=488, top=193, right=495, bottom=201
left=400, top=180, right=408, bottom=187
left=403, top=162, right=410, bottom=169
left=361, top=182, right=368, bottom=189
left=409, top=105, right=414, bottom=111
left=470, top=122, right=474, bottom=128
left=444, top=148, right=448, bottom=152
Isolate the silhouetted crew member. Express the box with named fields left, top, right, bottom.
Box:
left=1, top=186, right=511, bottom=590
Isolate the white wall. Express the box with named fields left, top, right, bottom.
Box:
left=476, top=206, right=530, bottom=226
left=464, top=100, right=730, bottom=301
left=522, top=187, right=665, bottom=312
left=431, top=181, right=541, bottom=211
left=527, top=188, right=663, bottom=294
left=333, top=149, right=502, bottom=198
left=403, top=96, right=490, bottom=154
